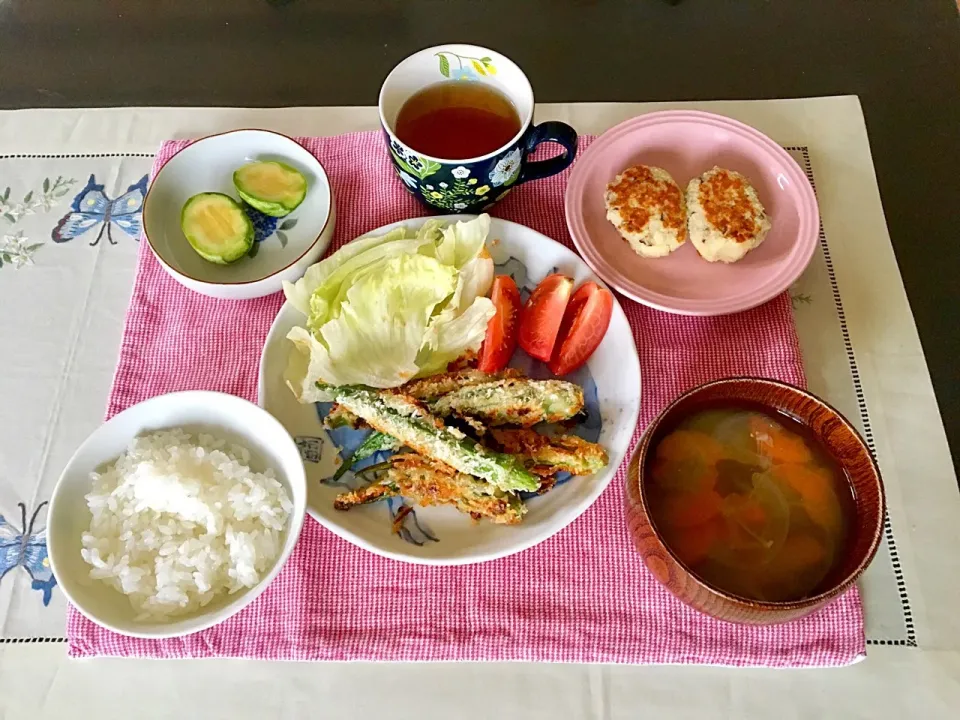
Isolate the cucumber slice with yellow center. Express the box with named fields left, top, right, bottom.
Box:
left=180, top=192, right=254, bottom=264
left=233, top=161, right=307, bottom=217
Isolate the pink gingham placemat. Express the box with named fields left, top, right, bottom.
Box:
left=67, top=131, right=865, bottom=666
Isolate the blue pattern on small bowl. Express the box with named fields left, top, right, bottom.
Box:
left=243, top=206, right=299, bottom=253
left=245, top=207, right=279, bottom=242
left=311, top=255, right=603, bottom=545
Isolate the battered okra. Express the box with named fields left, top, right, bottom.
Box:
left=321, top=385, right=540, bottom=493
left=333, top=478, right=400, bottom=508
left=334, top=454, right=526, bottom=524
left=323, top=369, right=522, bottom=431
left=489, top=428, right=609, bottom=476
left=428, top=378, right=584, bottom=427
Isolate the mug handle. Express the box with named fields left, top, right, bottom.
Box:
left=518, top=121, right=579, bottom=184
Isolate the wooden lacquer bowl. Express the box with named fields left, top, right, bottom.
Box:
left=624, top=377, right=885, bottom=625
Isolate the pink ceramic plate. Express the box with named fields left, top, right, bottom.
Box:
left=565, top=111, right=819, bottom=316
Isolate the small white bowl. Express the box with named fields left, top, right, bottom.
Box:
left=47, top=391, right=308, bottom=639
left=143, top=129, right=336, bottom=300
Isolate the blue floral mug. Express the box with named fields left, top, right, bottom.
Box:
left=378, top=44, right=578, bottom=213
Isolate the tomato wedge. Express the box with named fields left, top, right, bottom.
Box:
left=477, top=275, right=522, bottom=373
left=548, top=281, right=614, bottom=376
left=517, top=273, right=574, bottom=362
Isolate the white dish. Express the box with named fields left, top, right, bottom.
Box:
left=258, top=215, right=641, bottom=565
left=47, top=391, right=308, bottom=638
left=143, top=129, right=336, bottom=300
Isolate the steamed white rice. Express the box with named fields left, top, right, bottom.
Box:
left=80, top=429, right=292, bottom=620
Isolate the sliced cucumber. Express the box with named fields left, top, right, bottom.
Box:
left=233, top=161, right=307, bottom=217
left=180, top=192, right=254, bottom=264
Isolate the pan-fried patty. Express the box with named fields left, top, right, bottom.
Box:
left=686, top=166, right=771, bottom=263
left=605, top=165, right=687, bottom=258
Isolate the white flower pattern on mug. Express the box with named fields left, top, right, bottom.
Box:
left=396, top=169, right=419, bottom=189
left=489, top=148, right=522, bottom=187
left=452, top=166, right=471, bottom=179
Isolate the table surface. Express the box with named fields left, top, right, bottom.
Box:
left=0, top=97, right=957, bottom=720
left=1, top=0, right=957, bottom=470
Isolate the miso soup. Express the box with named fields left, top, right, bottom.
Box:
left=646, top=403, right=855, bottom=603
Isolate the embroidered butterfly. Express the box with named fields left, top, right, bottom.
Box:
left=52, top=173, right=148, bottom=246
left=0, top=501, right=57, bottom=606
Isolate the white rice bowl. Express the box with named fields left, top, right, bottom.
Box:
left=80, top=429, right=293, bottom=621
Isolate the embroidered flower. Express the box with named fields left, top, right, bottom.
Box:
left=467, top=178, right=478, bottom=185
left=489, top=148, right=522, bottom=187
left=475, top=185, right=491, bottom=196
left=406, top=155, right=424, bottom=171
left=430, top=191, right=443, bottom=199
left=439, top=182, right=448, bottom=189
left=2, top=204, right=30, bottom=223
left=452, top=166, right=471, bottom=180
left=0, top=231, right=41, bottom=268
left=454, top=202, right=467, bottom=210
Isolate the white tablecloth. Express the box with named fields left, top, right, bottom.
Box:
left=1, top=98, right=957, bottom=718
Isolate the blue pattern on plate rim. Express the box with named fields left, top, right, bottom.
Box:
left=300, top=255, right=603, bottom=545
left=387, top=497, right=438, bottom=546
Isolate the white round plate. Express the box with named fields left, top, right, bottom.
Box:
left=258, top=215, right=641, bottom=565
left=47, top=391, right=307, bottom=638
left=143, top=129, right=336, bottom=300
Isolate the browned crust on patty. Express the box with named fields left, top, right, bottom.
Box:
left=697, top=168, right=763, bottom=244
left=605, top=165, right=686, bottom=239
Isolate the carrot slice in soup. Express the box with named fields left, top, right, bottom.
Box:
left=658, top=489, right=723, bottom=528
left=749, top=416, right=814, bottom=465
left=737, top=497, right=768, bottom=528
left=664, top=517, right=722, bottom=567
left=776, top=463, right=842, bottom=534
left=779, top=534, right=828, bottom=572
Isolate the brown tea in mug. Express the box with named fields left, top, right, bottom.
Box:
left=395, top=81, right=521, bottom=160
